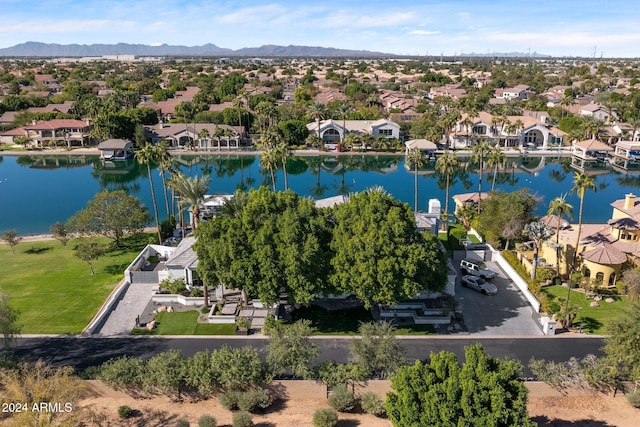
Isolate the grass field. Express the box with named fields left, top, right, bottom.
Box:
left=130, top=310, right=237, bottom=335
left=0, top=235, right=148, bottom=334
left=542, top=285, right=631, bottom=334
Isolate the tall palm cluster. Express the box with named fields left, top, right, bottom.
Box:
left=260, top=126, right=293, bottom=191
left=135, top=141, right=211, bottom=244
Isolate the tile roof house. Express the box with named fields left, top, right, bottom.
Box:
left=306, top=119, right=400, bottom=143
left=145, top=122, right=244, bottom=150
left=541, top=193, right=640, bottom=288
left=0, top=119, right=92, bottom=147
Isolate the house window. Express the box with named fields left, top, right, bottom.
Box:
left=322, top=128, right=340, bottom=142
left=379, top=129, right=393, bottom=137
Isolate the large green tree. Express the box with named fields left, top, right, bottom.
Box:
left=330, top=186, right=447, bottom=308
left=67, top=189, right=151, bottom=248
left=386, top=344, right=534, bottom=427
left=351, top=321, right=406, bottom=380
left=195, top=187, right=330, bottom=306
left=603, top=302, right=640, bottom=380
left=0, top=290, right=20, bottom=352
left=266, top=319, right=319, bottom=379
left=475, top=189, right=538, bottom=249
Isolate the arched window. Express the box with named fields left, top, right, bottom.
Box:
left=595, top=272, right=604, bottom=284
left=584, top=268, right=591, bottom=279
left=322, top=128, right=341, bottom=142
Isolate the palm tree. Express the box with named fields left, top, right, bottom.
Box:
left=276, top=142, right=292, bottom=190
left=306, top=101, right=327, bottom=139
left=435, top=150, right=459, bottom=230
left=168, top=172, right=211, bottom=231
left=564, top=172, right=596, bottom=326
left=406, top=148, right=426, bottom=212
left=156, top=140, right=174, bottom=218
left=336, top=101, right=352, bottom=142
left=198, top=128, right=210, bottom=151
left=570, top=172, right=596, bottom=267
left=135, top=143, right=162, bottom=244
left=548, top=195, right=574, bottom=277
left=471, top=140, right=492, bottom=213
left=260, top=146, right=279, bottom=191
left=486, top=146, right=506, bottom=191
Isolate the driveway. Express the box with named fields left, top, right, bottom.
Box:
left=455, top=259, right=543, bottom=336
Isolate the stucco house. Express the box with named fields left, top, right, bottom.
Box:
left=579, top=103, right=611, bottom=122
left=0, top=119, right=92, bottom=147
left=306, top=119, right=400, bottom=143
left=145, top=122, right=244, bottom=149
left=540, top=193, right=640, bottom=288
left=98, top=139, right=134, bottom=160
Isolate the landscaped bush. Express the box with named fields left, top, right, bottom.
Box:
left=502, top=250, right=540, bottom=294
left=328, top=384, right=355, bottom=412
left=219, top=390, right=241, bottom=410
left=189, top=287, right=203, bottom=297
left=448, top=225, right=467, bottom=250
left=232, top=411, right=254, bottom=427
left=160, top=277, right=187, bottom=294
left=237, top=388, right=272, bottom=413
left=359, top=391, right=386, bottom=417
left=118, top=405, right=133, bottom=419
left=312, top=407, right=338, bottom=427
left=627, top=388, right=640, bottom=408
left=177, top=419, right=190, bottom=427
left=198, top=415, right=217, bottom=427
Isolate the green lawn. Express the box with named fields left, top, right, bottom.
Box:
left=543, top=285, right=631, bottom=334
left=287, top=305, right=435, bottom=335
left=0, top=235, right=148, bottom=334
left=130, top=310, right=237, bottom=335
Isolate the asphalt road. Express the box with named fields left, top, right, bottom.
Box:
left=14, top=335, right=604, bottom=377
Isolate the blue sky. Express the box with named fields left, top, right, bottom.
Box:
left=2, top=0, right=639, bottom=57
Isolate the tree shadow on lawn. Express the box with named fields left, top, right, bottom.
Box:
left=23, top=246, right=53, bottom=254
left=576, top=316, right=602, bottom=334
left=103, top=262, right=132, bottom=275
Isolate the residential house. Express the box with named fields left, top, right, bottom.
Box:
left=405, top=139, right=437, bottom=159
left=494, top=84, right=534, bottom=100
left=579, top=103, right=611, bottom=122
left=306, top=119, right=400, bottom=144
left=0, top=119, right=92, bottom=147
left=145, top=122, right=244, bottom=150
left=541, top=193, right=640, bottom=287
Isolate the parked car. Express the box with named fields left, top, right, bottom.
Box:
left=461, top=275, right=498, bottom=295
left=459, top=258, right=497, bottom=279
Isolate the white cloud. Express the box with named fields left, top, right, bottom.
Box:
left=409, top=30, right=439, bottom=36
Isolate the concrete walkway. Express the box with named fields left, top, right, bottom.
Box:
left=96, top=282, right=156, bottom=336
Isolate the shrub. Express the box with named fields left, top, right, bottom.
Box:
left=312, top=407, right=338, bottom=427
left=328, top=384, right=355, bottom=412
left=219, top=390, right=241, bottom=410
left=627, top=388, right=640, bottom=408
left=118, top=405, right=133, bottom=419
left=177, top=419, right=190, bottom=427
left=359, top=391, right=385, bottom=417
left=236, top=317, right=252, bottom=331
left=198, top=415, right=217, bottom=427
left=189, top=288, right=203, bottom=297
left=232, top=411, right=254, bottom=427
left=237, top=388, right=272, bottom=413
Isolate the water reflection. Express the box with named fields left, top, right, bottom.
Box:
left=3, top=152, right=639, bottom=235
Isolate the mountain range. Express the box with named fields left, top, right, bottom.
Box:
left=0, top=42, right=393, bottom=58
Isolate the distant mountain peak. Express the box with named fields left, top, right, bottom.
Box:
left=0, top=42, right=392, bottom=57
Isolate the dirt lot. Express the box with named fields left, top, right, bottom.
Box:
left=72, top=381, right=639, bottom=427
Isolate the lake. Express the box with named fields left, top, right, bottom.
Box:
left=0, top=152, right=638, bottom=236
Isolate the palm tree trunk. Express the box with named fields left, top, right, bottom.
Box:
left=282, top=157, right=289, bottom=190
left=269, top=166, right=276, bottom=191
left=161, top=172, right=170, bottom=218
left=444, top=174, right=450, bottom=231
left=147, top=164, right=162, bottom=244
left=203, top=282, right=209, bottom=308
left=414, top=163, right=418, bottom=212
left=477, top=162, right=483, bottom=213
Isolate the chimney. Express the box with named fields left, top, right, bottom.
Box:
left=624, top=193, right=636, bottom=210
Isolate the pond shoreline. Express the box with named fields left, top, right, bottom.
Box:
left=0, top=146, right=573, bottom=158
